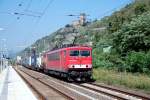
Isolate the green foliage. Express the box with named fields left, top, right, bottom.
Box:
left=145, top=51, right=150, bottom=68
left=92, top=53, right=114, bottom=69
left=112, top=12, right=150, bottom=73
left=19, top=0, right=150, bottom=75
left=92, top=48, right=123, bottom=69
left=93, top=68, right=150, bottom=92
left=113, top=12, right=150, bottom=54
left=134, top=3, right=147, bottom=15
left=125, top=51, right=147, bottom=73
left=92, top=48, right=111, bottom=68
left=125, top=51, right=150, bottom=73
left=94, top=9, right=150, bottom=73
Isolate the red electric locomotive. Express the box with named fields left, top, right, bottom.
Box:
left=42, top=45, right=92, bottom=81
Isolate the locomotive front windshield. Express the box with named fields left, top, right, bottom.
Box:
left=70, top=50, right=79, bottom=56
left=70, top=50, right=90, bottom=57
left=80, top=50, right=90, bottom=56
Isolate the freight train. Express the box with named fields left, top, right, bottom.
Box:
left=21, top=45, right=93, bottom=81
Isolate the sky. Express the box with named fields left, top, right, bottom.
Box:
left=0, top=0, right=133, bottom=54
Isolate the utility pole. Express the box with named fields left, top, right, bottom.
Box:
left=43, top=40, right=45, bottom=50
left=0, top=43, right=2, bottom=72
left=0, top=39, right=4, bottom=72
left=0, top=39, right=7, bottom=72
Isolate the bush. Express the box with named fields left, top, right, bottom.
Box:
left=92, top=48, right=123, bottom=69
left=92, top=49, right=150, bottom=74
left=113, top=12, right=150, bottom=54
left=125, top=51, right=150, bottom=73
left=145, top=51, right=150, bottom=71
left=92, top=48, right=113, bottom=68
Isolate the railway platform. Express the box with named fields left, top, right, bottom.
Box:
left=0, top=66, right=37, bottom=100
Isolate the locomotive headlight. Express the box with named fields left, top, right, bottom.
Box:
left=86, top=65, right=88, bottom=68
left=72, top=65, right=75, bottom=68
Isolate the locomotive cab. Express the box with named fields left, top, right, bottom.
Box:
left=67, top=47, right=92, bottom=81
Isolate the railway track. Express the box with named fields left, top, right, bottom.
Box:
left=88, top=83, right=150, bottom=100
left=15, top=66, right=150, bottom=100
left=14, top=68, right=45, bottom=100
left=15, top=66, right=116, bottom=100
left=78, top=83, right=150, bottom=100
left=14, top=67, right=73, bottom=100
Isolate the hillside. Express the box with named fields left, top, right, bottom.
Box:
left=20, top=0, right=150, bottom=73
left=17, top=0, right=150, bottom=93
left=20, top=23, right=92, bottom=55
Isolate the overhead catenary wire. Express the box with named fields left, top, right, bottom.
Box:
left=23, top=10, right=43, bottom=15
left=0, top=0, right=26, bottom=54
left=14, top=12, right=41, bottom=17
left=24, top=0, right=131, bottom=51
left=97, top=0, right=133, bottom=19
left=24, top=0, right=55, bottom=50
left=0, top=0, right=43, bottom=52
left=0, top=0, right=35, bottom=30
left=0, top=0, right=26, bottom=31
left=24, top=0, right=54, bottom=17
left=33, top=0, right=55, bottom=28
left=24, top=0, right=33, bottom=11
left=0, top=11, right=14, bottom=15
left=2, top=0, right=55, bottom=48
left=41, top=0, right=54, bottom=15
left=30, top=0, right=55, bottom=36
left=25, top=0, right=54, bottom=36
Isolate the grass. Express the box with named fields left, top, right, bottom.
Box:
left=93, top=68, right=150, bottom=93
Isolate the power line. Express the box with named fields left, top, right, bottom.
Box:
left=25, top=0, right=55, bottom=47
left=0, top=0, right=34, bottom=28
left=25, top=0, right=33, bottom=11
left=29, top=0, right=55, bottom=29
left=0, top=0, right=42, bottom=36
left=23, top=10, right=43, bottom=15
left=14, top=12, right=41, bottom=17
left=41, top=0, right=54, bottom=16
left=24, top=0, right=54, bottom=17
left=0, top=0, right=25, bottom=34
left=0, top=11, right=41, bottom=17
left=97, top=0, right=133, bottom=19
left=0, top=11, right=14, bottom=15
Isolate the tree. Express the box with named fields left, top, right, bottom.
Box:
left=134, top=3, right=147, bottom=15
left=113, top=12, right=150, bottom=54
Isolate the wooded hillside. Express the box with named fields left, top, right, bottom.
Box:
left=20, top=0, right=150, bottom=74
